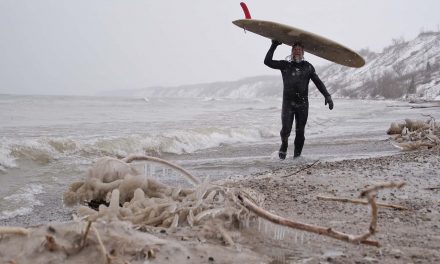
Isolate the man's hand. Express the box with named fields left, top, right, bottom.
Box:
left=325, top=96, right=334, bottom=110
left=271, top=40, right=282, bottom=46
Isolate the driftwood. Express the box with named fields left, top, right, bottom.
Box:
left=388, top=117, right=440, bottom=150
left=80, top=221, right=92, bottom=248
left=238, top=194, right=378, bottom=247
left=0, top=227, right=30, bottom=236
left=64, top=155, right=260, bottom=249
left=238, top=181, right=407, bottom=247
left=63, top=155, right=409, bottom=248
left=360, top=182, right=406, bottom=197
left=63, top=155, right=201, bottom=206
left=316, top=195, right=408, bottom=210
left=92, top=225, right=111, bottom=264
left=123, top=154, right=201, bottom=185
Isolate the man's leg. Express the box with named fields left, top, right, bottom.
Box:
left=293, top=104, right=309, bottom=158
left=279, top=101, right=294, bottom=160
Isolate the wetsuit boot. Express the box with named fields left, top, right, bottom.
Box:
left=279, top=139, right=288, bottom=160
left=293, top=136, right=304, bottom=158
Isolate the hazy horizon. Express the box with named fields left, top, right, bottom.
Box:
left=1, top=0, right=439, bottom=96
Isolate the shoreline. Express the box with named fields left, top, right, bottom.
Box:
left=1, top=136, right=398, bottom=227
left=1, top=147, right=439, bottom=263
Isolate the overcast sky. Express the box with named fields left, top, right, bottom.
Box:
left=1, top=0, right=439, bottom=95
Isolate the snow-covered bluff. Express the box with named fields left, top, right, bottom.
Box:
left=319, top=31, right=440, bottom=100
left=119, top=31, right=440, bottom=100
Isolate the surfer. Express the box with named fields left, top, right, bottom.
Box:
left=264, top=40, right=333, bottom=159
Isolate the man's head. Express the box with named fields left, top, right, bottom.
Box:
left=291, top=42, right=304, bottom=62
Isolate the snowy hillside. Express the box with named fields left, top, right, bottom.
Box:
left=116, top=76, right=282, bottom=99
left=318, top=31, right=440, bottom=100
left=112, top=31, right=440, bottom=101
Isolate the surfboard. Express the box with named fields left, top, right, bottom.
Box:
left=232, top=4, right=365, bottom=68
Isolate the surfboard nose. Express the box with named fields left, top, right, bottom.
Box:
left=232, top=20, right=244, bottom=27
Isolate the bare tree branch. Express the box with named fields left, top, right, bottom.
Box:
left=360, top=182, right=406, bottom=197
left=123, top=154, right=201, bottom=185
left=237, top=194, right=379, bottom=247
left=317, top=195, right=408, bottom=210
left=238, top=181, right=407, bottom=247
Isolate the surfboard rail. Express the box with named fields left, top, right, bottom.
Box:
left=233, top=3, right=365, bottom=68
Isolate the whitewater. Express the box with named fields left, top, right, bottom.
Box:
left=0, top=94, right=438, bottom=223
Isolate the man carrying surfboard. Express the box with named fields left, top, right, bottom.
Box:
left=264, top=40, right=333, bottom=159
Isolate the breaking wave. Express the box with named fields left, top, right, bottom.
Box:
left=0, top=126, right=278, bottom=170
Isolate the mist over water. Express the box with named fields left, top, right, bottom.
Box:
left=0, top=94, right=436, bottom=220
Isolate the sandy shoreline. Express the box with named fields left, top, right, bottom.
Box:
left=226, top=147, right=440, bottom=263
left=1, top=146, right=439, bottom=263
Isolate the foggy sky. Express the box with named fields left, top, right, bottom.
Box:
left=1, top=0, right=439, bottom=95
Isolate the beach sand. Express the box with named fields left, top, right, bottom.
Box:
left=1, top=147, right=439, bottom=263
left=227, top=147, right=440, bottom=263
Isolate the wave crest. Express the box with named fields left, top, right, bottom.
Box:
left=1, top=126, right=277, bottom=171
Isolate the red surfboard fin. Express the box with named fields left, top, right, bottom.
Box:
left=240, top=2, right=252, bottom=19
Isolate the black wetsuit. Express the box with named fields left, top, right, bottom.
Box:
left=264, top=42, right=331, bottom=157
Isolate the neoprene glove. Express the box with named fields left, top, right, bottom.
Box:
left=272, top=40, right=282, bottom=46
left=325, top=96, right=334, bottom=110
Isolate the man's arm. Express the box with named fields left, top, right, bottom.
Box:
left=310, top=65, right=333, bottom=110
left=264, top=40, right=284, bottom=69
